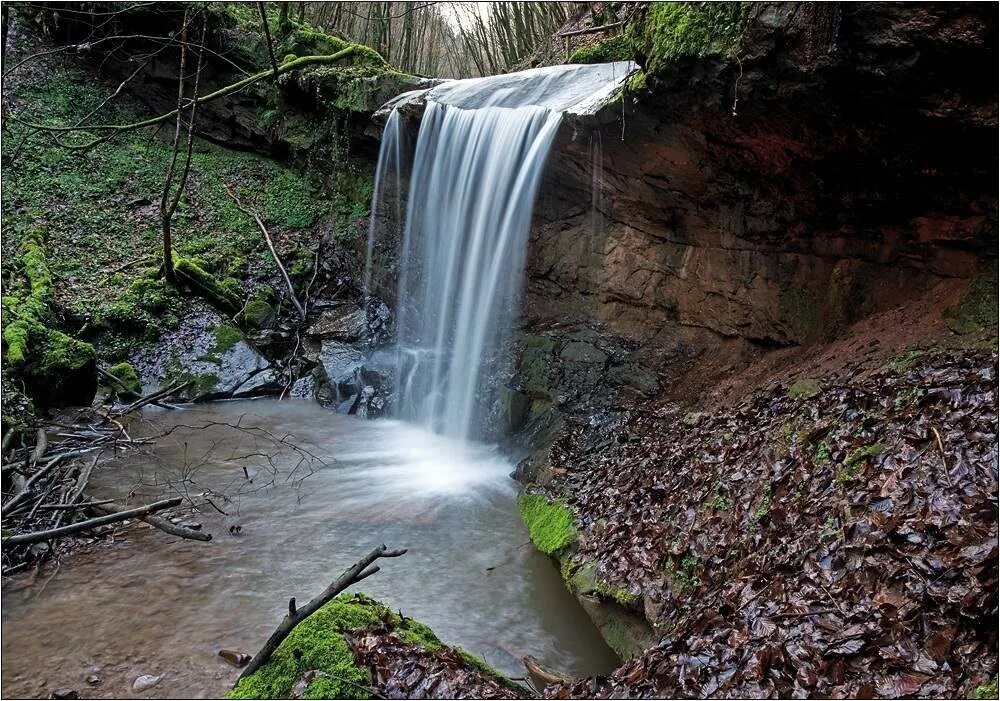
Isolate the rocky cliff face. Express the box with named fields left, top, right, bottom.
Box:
left=511, top=2, right=996, bottom=412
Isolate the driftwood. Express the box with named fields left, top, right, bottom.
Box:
left=30, top=428, right=47, bottom=463
left=1, top=497, right=182, bottom=548
left=523, top=655, right=575, bottom=686
left=116, top=380, right=192, bottom=415
left=238, top=544, right=407, bottom=680
left=89, top=499, right=212, bottom=542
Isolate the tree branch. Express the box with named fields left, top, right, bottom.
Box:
left=223, top=183, right=306, bottom=320
left=1, top=497, right=182, bottom=548
left=238, top=544, right=407, bottom=680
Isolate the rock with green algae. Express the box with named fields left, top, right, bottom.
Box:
left=2, top=319, right=97, bottom=407
left=229, top=593, right=526, bottom=699
left=630, top=2, right=747, bottom=76
left=101, top=361, right=141, bottom=398
left=518, top=492, right=577, bottom=556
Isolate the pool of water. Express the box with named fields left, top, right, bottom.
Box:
left=1, top=400, right=617, bottom=698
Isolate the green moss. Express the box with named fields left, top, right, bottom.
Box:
left=229, top=594, right=522, bottom=699
left=2, top=319, right=97, bottom=407
left=813, top=441, right=831, bottom=463
left=631, top=2, right=746, bottom=76
left=103, top=361, right=141, bottom=397
left=519, top=335, right=557, bottom=397
left=788, top=378, right=821, bottom=399
left=244, top=298, right=277, bottom=329
left=837, top=442, right=885, bottom=483
left=595, top=581, right=642, bottom=608
left=975, top=679, right=999, bottom=699
left=626, top=69, right=647, bottom=93
left=711, top=494, right=731, bottom=511
left=944, top=266, right=998, bottom=334
left=887, top=348, right=924, bottom=373
left=753, top=488, right=772, bottom=521
left=174, top=258, right=242, bottom=315
left=518, top=493, right=577, bottom=556
left=569, top=34, right=633, bottom=64
left=229, top=594, right=384, bottom=699
left=211, top=323, right=244, bottom=355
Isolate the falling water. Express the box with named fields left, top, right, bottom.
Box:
left=368, top=62, right=636, bottom=441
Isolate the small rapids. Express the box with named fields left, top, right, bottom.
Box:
left=1, top=401, right=617, bottom=698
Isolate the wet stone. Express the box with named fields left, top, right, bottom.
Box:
left=50, top=689, right=78, bottom=699
left=218, top=649, right=251, bottom=667
left=132, top=674, right=163, bottom=692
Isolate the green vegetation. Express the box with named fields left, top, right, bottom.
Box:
left=103, top=361, right=141, bottom=398
left=712, top=494, right=731, bottom=511
left=975, top=679, right=999, bottom=699
left=630, top=2, right=747, bottom=76
left=595, top=581, right=642, bottom=608
left=519, top=335, right=557, bottom=397
left=568, top=34, right=632, bottom=64
left=837, top=442, right=885, bottom=484
left=788, top=378, right=822, bottom=399
left=887, top=348, right=924, bottom=373
left=944, top=267, right=999, bottom=334
left=229, top=593, right=519, bottom=699
left=666, top=554, right=700, bottom=591
left=812, top=441, right=831, bottom=463
left=518, top=493, right=577, bottom=556
left=753, top=487, right=772, bottom=521
left=229, top=594, right=387, bottom=699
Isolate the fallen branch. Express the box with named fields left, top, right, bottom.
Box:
left=238, top=544, right=407, bottom=680
left=523, top=655, right=574, bottom=686
left=223, top=183, right=306, bottom=320
left=89, top=499, right=212, bottom=542
left=1, top=497, right=182, bottom=548
left=30, top=428, right=47, bottom=464
left=115, top=380, right=192, bottom=415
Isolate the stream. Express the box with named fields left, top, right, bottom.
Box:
left=1, top=401, right=617, bottom=698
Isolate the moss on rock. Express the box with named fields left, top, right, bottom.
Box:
left=631, top=2, right=747, bottom=76
left=568, top=34, right=633, bottom=64
left=3, top=319, right=97, bottom=407
left=174, top=258, right=242, bottom=316
left=102, top=361, right=141, bottom=398
left=229, top=593, right=520, bottom=700
left=230, top=594, right=383, bottom=699
left=945, top=266, right=999, bottom=334
left=518, top=493, right=577, bottom=556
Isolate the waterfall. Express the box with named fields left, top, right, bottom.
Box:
left=367, top=62, right=635, bottom=441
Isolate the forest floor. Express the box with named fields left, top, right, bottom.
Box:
left=523, top=281, right=999, bottom=698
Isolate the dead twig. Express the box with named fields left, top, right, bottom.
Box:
left=238, top=544, right=407, bottom=680
left=223, top=182, right=306, bottom=320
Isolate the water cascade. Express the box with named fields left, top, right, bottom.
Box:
left=368, top=62, right=635, bottom=441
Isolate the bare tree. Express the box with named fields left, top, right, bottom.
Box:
left=159, top=9, right=207, bottom=284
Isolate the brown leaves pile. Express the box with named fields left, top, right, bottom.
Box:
left=543, top=350, right=998, bottom=698
left=350, top=626, right=528, bottom=699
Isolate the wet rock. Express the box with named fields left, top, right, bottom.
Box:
left=560, top=340, right=608, bottom=364
left=318, top=342, right=365, bottom=383
left=218, top=649, right=251, bottom=667
left=50, top=688, right=78, bottom=699
left=85, top=674, right=101, bottom=686
left=306, top=307, right=368, bottom=342
left=131, top=674, right=163, bottom=692
left=130, top=309, right=281, bottom=400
